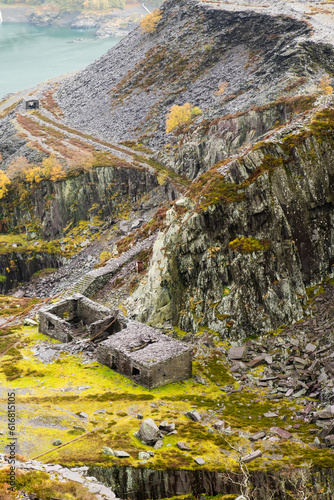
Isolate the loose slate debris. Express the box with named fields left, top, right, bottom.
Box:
left=249, top=431, right=266, bottom=442
left=114, top=450, right=130, bottom=458
left=228, top=346, right=248, bottom=360
left=224, top=281, right=334, bottom=448
left=241, top=450, right=262, bottom=463
left=270, top=427, right=292, bottom=440
left=177, top=441, right=192, bottom=451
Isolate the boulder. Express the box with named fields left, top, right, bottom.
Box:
left=314, top=406, right=334, bottom=420
left=103, top=446, right=114, bottom=456
left=23, top=318, right=38, bottom=326
left=212, top=420, right=225, bottom=430
left=137, top=418, right=161, bottom=445
left=159, top=421, right=175, bottom=432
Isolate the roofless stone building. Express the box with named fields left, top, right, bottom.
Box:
left=39, top=294, right=192, bottom=388
left=39, top=294, right=125, bottom=343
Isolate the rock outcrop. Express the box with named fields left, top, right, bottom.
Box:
left=125, top=108, right=334, bottom=337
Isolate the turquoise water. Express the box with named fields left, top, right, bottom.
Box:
left=0, top=22, right=122, bottom=98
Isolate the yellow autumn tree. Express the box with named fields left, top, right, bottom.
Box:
left=0, top=171, right=11, bottom=199
left=319, top=75, right=333, bottom=95
left=25, top=166, right=43, bottom=185
left=41, top=155, right=66, bottom=182
left=166, top=103, right=202, bottom=133
left=140, top=9, right=162, bottom=34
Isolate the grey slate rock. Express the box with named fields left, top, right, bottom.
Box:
left=249, top=431, right=266, bottom=442
left=103, top=446, right=115, bottom=456
left=194, top=457, right=206, bottom=465
left=177, top=441, right=191, bottom=451
left=137, top=418, right=160, bottom=445
left=153, top=439, right=164, bottom=449
left=241, top=450, right=262, bottom=463
left=114, top=450, right=130, bottom=458
left=228, top=346, right=247, bottom=360
left=186, top=410, right=201, bottom=422
left=212, top=420, right=225, bottom=430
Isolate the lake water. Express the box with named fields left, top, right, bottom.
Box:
left=0, top=22, right=122, bottom=98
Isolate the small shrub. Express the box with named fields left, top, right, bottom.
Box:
left=166, top=103, right=202, bottom=133
left=319, top=75, right=333, bottom=95
left=140, top=9, right=162, bottom=33
left=0, top=274, right=6, bottom=283
left=228, top=237, right=271, bottom=253
left=203, top=43, right=213, bottom=51
left=0, top=171, right=10, bottom=199
left=214, top=81, right=229, bottom=96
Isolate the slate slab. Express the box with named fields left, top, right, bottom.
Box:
left=228, top=346, right=247, bottom=360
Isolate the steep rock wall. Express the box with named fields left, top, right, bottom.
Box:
left=126, top=113, right=334, bottom=337
left=0, top=252, right=63, bottom=293
left=162, top=96, right=317, bottom=179
left=88, top=464, right=334, bottom=500
left=3, top=165, right=158, bottom=239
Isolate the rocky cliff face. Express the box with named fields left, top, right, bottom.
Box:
left=4, top=164, right=158, bottom=239
left=88, top=464, right=334, bottom=500
left=125, top=107, right=334, bottom=337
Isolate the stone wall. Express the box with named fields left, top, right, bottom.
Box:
left=38, top=294, right=118, bottom=342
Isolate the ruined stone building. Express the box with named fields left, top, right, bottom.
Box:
left=39, top=294, right=125, bottom=343
left=97, top=323, right=193, bottom=389
left=23, top=97, right=40, bottom=110
left=39, top=294, right=192, bottom=388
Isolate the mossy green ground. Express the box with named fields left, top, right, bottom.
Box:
left=0, top=320, right=333, bottom=472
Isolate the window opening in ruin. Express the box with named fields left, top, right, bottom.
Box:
left=111, top=356, right=117, bottom=369
left=132, top=367, right=140, bottom=376
left=47, top=321, right=55, bottom=331
left=26, top=100, right=39, bottom=110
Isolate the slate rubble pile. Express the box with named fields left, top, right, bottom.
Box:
left=0, top=453, right=118, bottom=500
left=226, top=282, right=334, bottom=447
